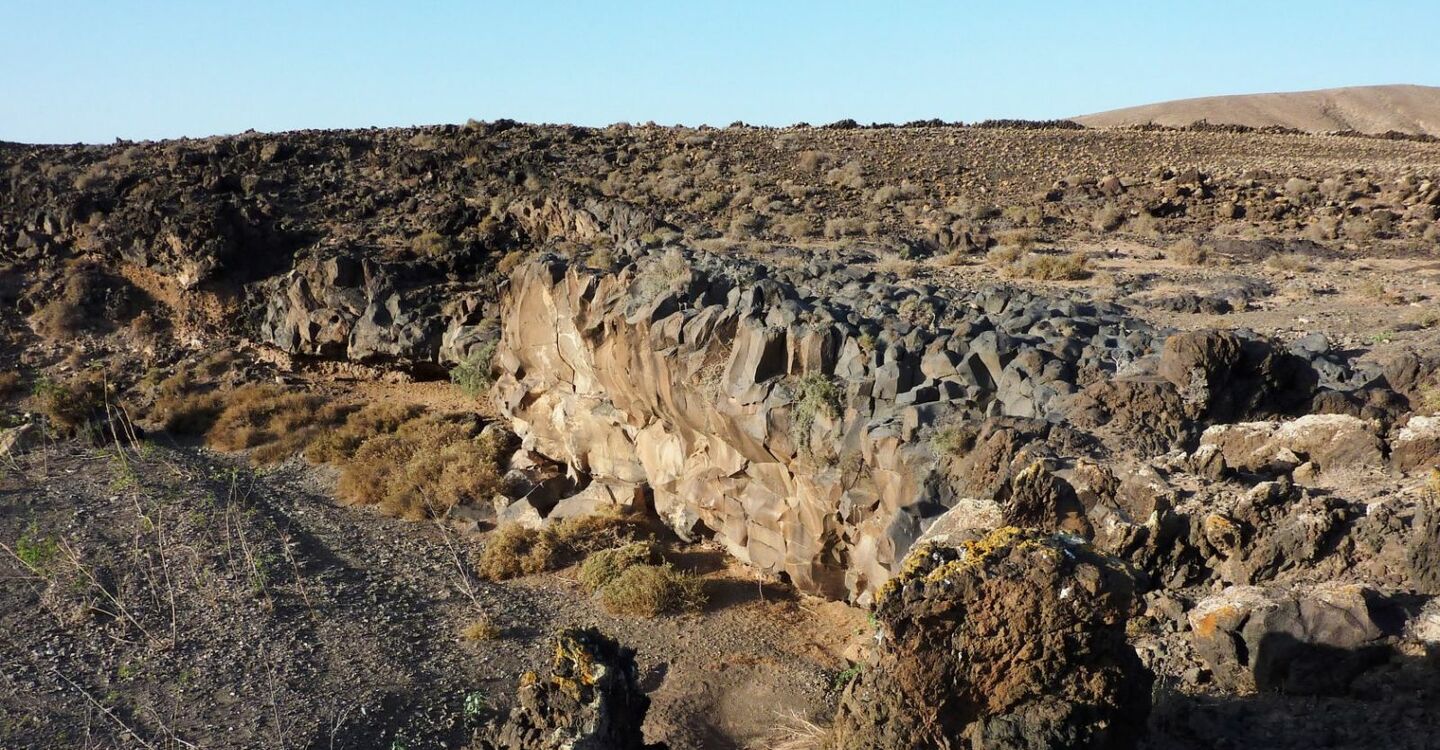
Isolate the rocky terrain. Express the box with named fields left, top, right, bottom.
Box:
left=2, top=119, right=1439, bottom=749
left=1077, top=84, right=1440, bottom=138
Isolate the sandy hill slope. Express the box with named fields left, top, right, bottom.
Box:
left=1076, top=84, right=1440, bottom=136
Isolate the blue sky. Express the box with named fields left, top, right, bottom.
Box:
left=4, top=1, right=1437, bottom=143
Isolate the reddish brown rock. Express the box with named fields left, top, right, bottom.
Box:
left=829, top=528, right=1151, bottom=750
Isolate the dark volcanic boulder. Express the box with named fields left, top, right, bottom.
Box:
left=474, top=628, right=664, bottom=750
left=830, top=527, right=1151, bottom=750
left=1159, top=329, right=1317, bottom=422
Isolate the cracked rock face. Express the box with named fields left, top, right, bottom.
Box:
left=493, top=250, right=1170, bottom=600
left=829, top=527, right=1152, bottom=750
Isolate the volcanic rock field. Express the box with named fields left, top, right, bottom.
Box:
left=2, top=120, right=1439, bottom=749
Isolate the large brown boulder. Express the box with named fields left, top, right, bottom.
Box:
left=473, top=629, right=664, bottom=750
left=1159, top=329, right=1316, bottom=422
left=829, top=528, right=1151, bottom=750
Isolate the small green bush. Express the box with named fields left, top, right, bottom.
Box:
left=16, top=522, right=60, bottom=573
left=451, top=343, right=496, bottom=399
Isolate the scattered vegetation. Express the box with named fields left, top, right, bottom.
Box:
left=14, top=521, right=60, bottom=573
left=832, top=664, right=863, bottom=690
left=598, top=563, right=706, bottom=617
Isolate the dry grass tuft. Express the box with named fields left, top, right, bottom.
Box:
left=305, top=402, right=425, bottom=464
left=598, top=563, right=707, bottom=617
left=472, top=524, right=566, bottom=581
left=205, top=386, right=351, bottom=465
left=460, top=616, right=502, bottom=641
left=334, top=414, right=506, bottom=520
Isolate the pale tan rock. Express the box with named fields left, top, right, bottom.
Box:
left=493, top=259, right=951, bottom=600
left=1198, top=414, right=1384, bottom=474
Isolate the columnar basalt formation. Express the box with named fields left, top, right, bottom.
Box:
left=493, top=249, right=1170, bottom=599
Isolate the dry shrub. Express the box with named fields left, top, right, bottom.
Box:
left=306, top=402, right=425, bottom=463
left=776, top=214, right=815, bottom=240
left=35, top=375, right=110, bottom=439
left=334, top=414, right=506, bottom=519
left=1002, top=204, right=1043, bottom=227
left=1266, top=252, right=1317, bottom=273
left=824, top=161, right=866, bottom=190
left=474, top=514, right=647, bottom=581
left=1167, top=238, right=1209, bottom=265
left=1091, top=205, right=1126, bottom=233
left=460, top=617, right=502, bottom=641
left=1006, top=252, right=1091, bottom=281
left=823, top=217, right=865, bottom=239
left=473, top=524, right=565, bottom=580
left=410, top=231, right=451, bottom=257
left=0, top=372, right=22, bottom=400
left=875, top=254, right=917, bottom=278
left=599, top=564, right=706, bottom=617
left=993, top=228, right=1037, bottom=251
left=579, top=542, right=659, bottom=592
left=986, top=245, right=1025, bottom=266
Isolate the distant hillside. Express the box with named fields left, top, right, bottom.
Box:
left=1075, top=84, right=1440, bottom=137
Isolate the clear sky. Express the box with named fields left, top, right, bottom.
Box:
left=4, top=1, right=1438, bottom=144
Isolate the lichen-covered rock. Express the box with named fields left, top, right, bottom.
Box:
left=473, top=628, right=664, bottom=750
left=829, top=527, right=1151, bottom=750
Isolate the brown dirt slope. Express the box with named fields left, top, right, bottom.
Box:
left=1076, top=84, right=1440, bottom=136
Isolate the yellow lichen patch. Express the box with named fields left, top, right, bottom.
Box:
left=549, top=633, right=600, bottom=701
left=923, top=526, right=1036, bottom=585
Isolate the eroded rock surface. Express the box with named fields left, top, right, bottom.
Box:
left=829, top=527, right=1152, bottom=750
